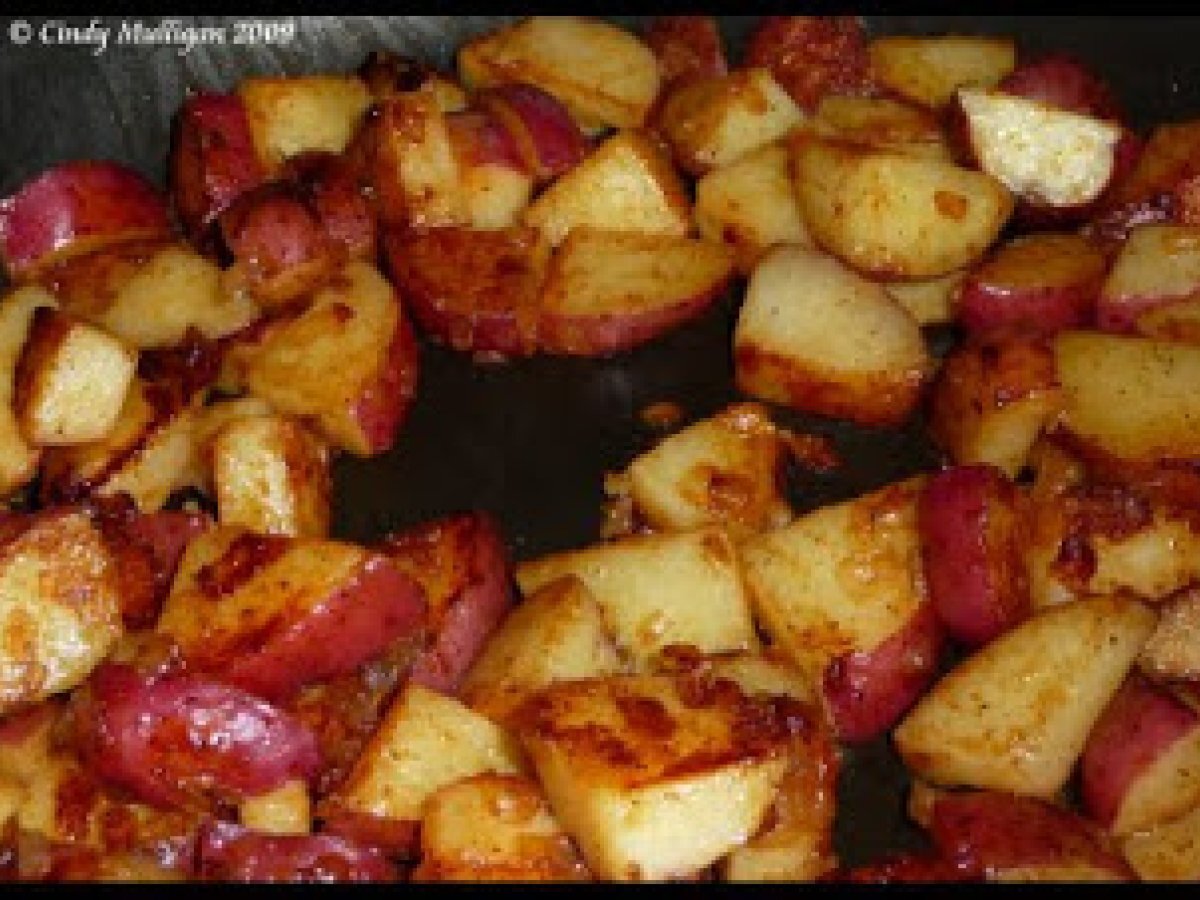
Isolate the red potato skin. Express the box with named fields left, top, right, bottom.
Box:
left=744, top=16, right=874, bottom=112
left=822, top=601, right=945, bottom=743
left=213, top=552, right=428, bottom=702
left=643, top=16, right=729, bottom=88
left=350, top=304, right=420, bottom=456
left=956, top=236, right=1108, bottom=334
left=170, top=92, right=266, bottom=244
left=378, top=511, right=514, bottom=695
left=316, top=807, right=420, bottom=860
left=445, top=108, right=529, bottom=174
left=825, top=852, right=980, bottom=883
left=1096, top=293, right=1180, bottom=335
left=475, top=84, right=589, bottom=185
left=919, top=465, right=1030, bottom=648
left=281, top=152, right=377, bottom=262
left=384, top=226, right=543, bottom=358
left=538, top=282, right=732, bottom=358
left=927, top=790, right=1136, bottom=880
left=218, top=183, right=342, bottom=307
left=76, top=664, right=321, bottom=811
left=1079, top=674, right=1199, bottom=830
left=0, top=161, right=172, bottom=280
left=195, top=821, right=399, bottom=882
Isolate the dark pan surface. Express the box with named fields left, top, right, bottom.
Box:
left=2, top=14, right=1200, bottom=870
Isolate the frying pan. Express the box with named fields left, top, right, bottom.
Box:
left=2, top=14, right=1199, bottom=871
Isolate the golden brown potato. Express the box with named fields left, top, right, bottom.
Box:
left=459, top=17, right=661, bottom=132
left=734, top=245, right=931, bottom=428
left=1139, top=589, right=1200, bottom=681
left=867, top=35, right=1016, bottom=109
left=882, top=269, right=966, bottom=325
left=0, top=287, right=56, bottom=492
left=810, top=94, right=952, bottom=159
left=791, top=132, right=1014, bottom=280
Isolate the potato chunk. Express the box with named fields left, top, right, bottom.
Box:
left=238, top=75, right=371, bottom=174
left=513, top=673, right=792, bottom=881
left=867, top=35, right=1016, bottom=109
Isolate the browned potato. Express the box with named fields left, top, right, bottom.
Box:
left=13, top=307, right=136, bottom=447
left=1139, top=588, right=1200, bottom=681
left=521, top=130, right=691, bottom=246
left=0, top=287, right=56, bottom=492
left=811, top=95, right=952, bottom=159
left=655, top=68, right=804, bottom=175
left=734, top=245, right=931, bottom=428
left=372, top=91, right=466, bottom=229
left=791, top=132, right=1014, bottom=280
left=459, top=16, right=660, bottom=132
left=867, top=35, right=1017, bottom=109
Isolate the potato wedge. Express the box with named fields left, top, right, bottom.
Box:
left=459, top=16, right=660, bottom=131
left=1097, top=224, right=1200, bottom=332
left=811, top=94, right=952, bottom=159
left=868, top=35, right=1016, bottom=109
left=0, top=287, right=56, bottom=492
left=733, top=245, right=931, bottom=428
left=893, top=595, right=1156, bottom=798
left=791, top=133, right=1013, bottom=279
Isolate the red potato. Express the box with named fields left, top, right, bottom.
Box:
left=476, top=83, right=590, bottom=186
left=156, top=529, right=428, bottom=701
left=218, top=183, right=342, bottom=310
left=0, top=161, right=172, bottom=281
left=1080, top=674, right=1200, bottom=836
left=370, top=91, right=465, bottom=229
left=918, top=465, right=1030, bottom=648
left=956, top=233, right=1107, bottom=333
left=281, top=152, right=377, bottom=262
left=822, top=601, right=945, bottom=743
left=378, top=511, right=515, bottom=695
left=926, top=790, right=1135, bottom=881
left=744, top=16, right=874, bottom=112
left=195, top=821, right=398, bottom=882
left=385, top=226, right=547, bottom=358
left=170, top=92, right=266, bottom=243
left=1096, top=224, right=1200, bottom=332
left=642, top=16, right=728, bottom=88
left=445, top=109, right=535, bottom=229
left=76, top=663, right=321, bottom=811
left=537, top=228, right=735, bottom=356
left=828, top=852, right=978, bottom=883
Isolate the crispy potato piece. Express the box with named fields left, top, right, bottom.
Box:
left=521, top=130, right=691, bottom=246
left=1121, top=802, right=1200, bottom=880
left=334, top=683, right=525, bottom=824
left=512, top=673, right=793, bottom=881
left=893, top=595, right=1156, bottom=798
left=460, top=576, right=623, bottom=728
left=811, top=95, right=952, bottom=159
left=656, top=68, right=804, bottom=176
left=694, top=142, right=812, bottom=274
left=516, top=527, right=758, bottom=667
left=624, top=401, right=793, bottom=535
left=414, top=773, right=591, bottom=882
left=1139, top=588, right=1200, bottom=681
left=0, top=287, right=56, bottom=492
left=459, top=16, right=660, bottom=131
left=791, top=133, right=1014, bottom=280
left=744, top=16, right=873, bottom=113
left=734, top=245, right=931, bottom=428
left=868, top=35, right=1016, bottom=109
left=1098, top=224, right=1200, bottom=332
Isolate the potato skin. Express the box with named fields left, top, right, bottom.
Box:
left=745, top=16, right=874, bottom=112
left=642, top=16, right=728, bottom=88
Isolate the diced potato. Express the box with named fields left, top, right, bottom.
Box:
left=239, top=778, right=311, bottom=835
left=374, top=91, right=466, bottom=229
left=239, top=75, right=371, bottom=174
left=694, top=142, right=812, bottom=274
left=791, top=132, right=1014, bottom=279
left=1099, top=224, right=1200, bottom=332
left=0, top=510, right=122, bottom=713
left=460, top=576, right=623, bottom=727
left=1140, top=589, right=1200, bottom=681
left=740, top=477, right=926, bottom=684
left=1054, top=331, right=1200, bottom=477
left=868, top=35, right=1017, bottom=109
left=40, top=377, right=203, bottom=512
left=210, top=412, right=331, bottom=538
left=733, top=245, right=931, bottom=428
left=514, top=673, right=792, bottom=881
left=811, top=95, right=952, bottom=159
left=14, top=308, right=136, bottom=446
left=96, top=245, right=260, bottom=349
left=516, top=527, right=758, bottom=667
left=459, top=16, right=660, bottom=131
left=624, top=401, right=792, bottom=535
left=893, top=596, right=1156, bottom=798
left=414, top=773, right=591, bottom=882
left=929, top=332, right=1062, bottom=477
left=657, top=68, right=804, bottom=175
left=521, top=130, right=691, bottom=246
left=1121, top=803, right=1200, bottom=881
left=883, top=269, right=966, bottom=325
left=335, top=683, right=525, bottom=823
left=0, top=287, right=56, bottom=492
